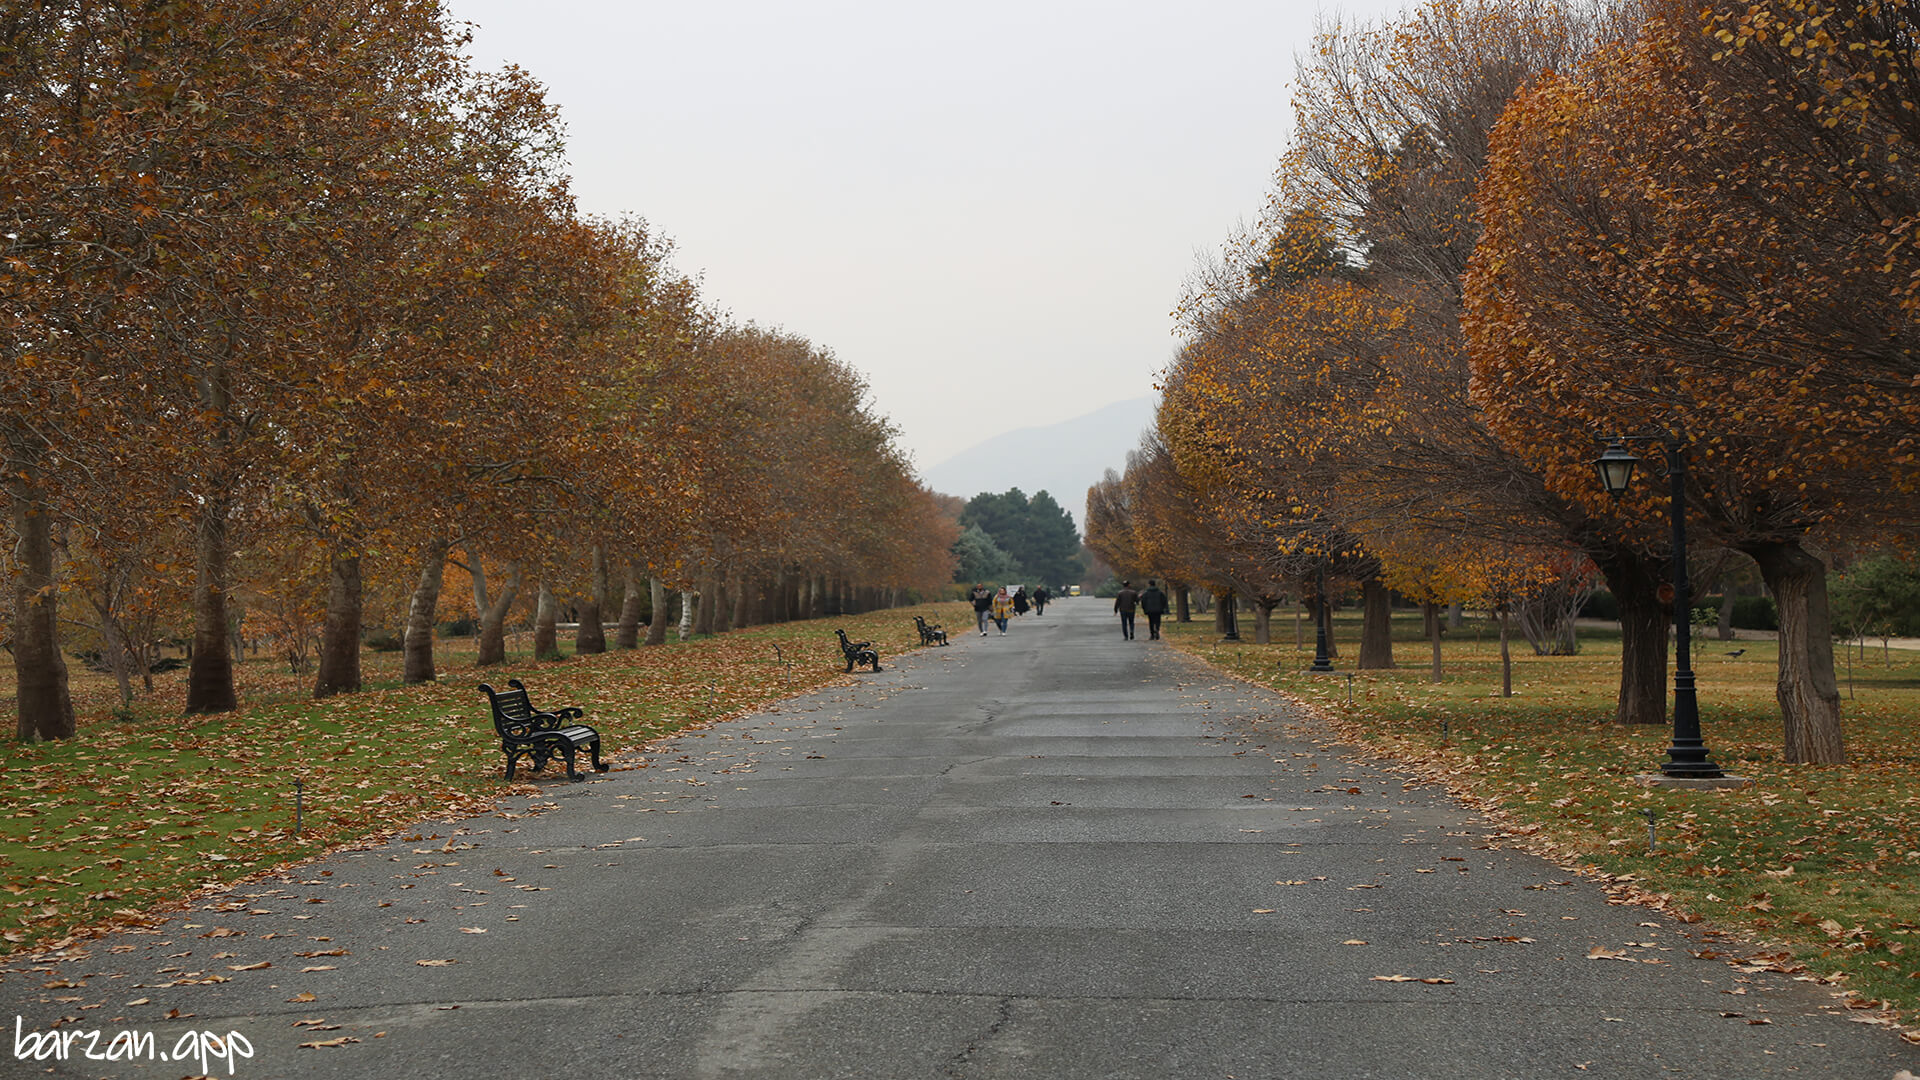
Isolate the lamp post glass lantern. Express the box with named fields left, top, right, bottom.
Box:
left=1593, top=435, right=1723, bottom=779
left=1594, top=441, right=1640, bottom=497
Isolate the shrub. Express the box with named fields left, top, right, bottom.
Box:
left=363, top=629, right=404, bottom=652
left=1731, top=595, right=1778, bottom=631
left=1579, top=590, right=1619, bottom=621
left=438, top=616, right=478, bottom=638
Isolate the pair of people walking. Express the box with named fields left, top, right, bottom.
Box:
left=1113, top=579, right=1169, bottom=640
left=970, top=583, right=1020, bottom=635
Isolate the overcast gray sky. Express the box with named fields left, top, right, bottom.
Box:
left=446, top=0, right=1404, bottom=477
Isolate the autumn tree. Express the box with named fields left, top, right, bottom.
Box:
left=1463, top=0, right=1920, bottom=761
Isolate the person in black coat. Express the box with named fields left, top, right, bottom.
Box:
left=1113, top=581, right=1140, bottom=640
left=1032, top=586, right=1050, bottom=615
left=970, top=583, right=994, bottom=636
left=1012, top=587, right=1031, bottom=616
left=1140, top=580, right=1169, bottom=640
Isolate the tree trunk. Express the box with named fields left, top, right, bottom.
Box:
left=616, top=560, right=645, bottom=649
left=1594, top=546, right=1669, bottom=726
left=1316, top=593, right=1340, bottom=658
left=473, top=557, right=520, bottom=666
left=1175, top=585, right=1191, bottom=623
left=1425, top=602, right=1443, bottom=683
left=533, top=582, right=559, bottom=659
left=185, top=496, right=239, bottom=713
left=1743, top=540, right=1846, bottom=764
left=577, top=546, right=608, bottom=654
left=228, top=604, right=247, bottom=665
left=1498, top=606, right=1513, bottom=698
left=402, top=537, right=451, bottom=684
left=690, top=580, right=711, bottom=635
left=94, top=600, right=138, bottom=709
left=1253, top=597, right=1276, bottom=644
left=731, top=575, right=752, bottom=630
left=1447, top=601, right=1464, bottom=630
left=646, top=577, right=670, bottom=646
left=679, top=589, right=696, bottom=641
left=1358, top=577, right=1396, bottom=670
left=1213, top=593, right=1230, bottom=635
left=1296, top=604, right=1305, bottom=651
left=1717, top=587, right=1738, bottom=641
left=313, top=547, right=364, bottom=699
left=8, top=471, right=76, bottom=740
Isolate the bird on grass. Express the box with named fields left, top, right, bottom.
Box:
left=1726, top=649, right=1747, bottom=658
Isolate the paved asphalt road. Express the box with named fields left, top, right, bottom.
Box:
left=7, top=601, right=1918, bottom=1080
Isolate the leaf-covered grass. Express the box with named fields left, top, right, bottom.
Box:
left=1164, top=610, right=1920, bottom=1015
left=1, top=603, right=969, bottom=956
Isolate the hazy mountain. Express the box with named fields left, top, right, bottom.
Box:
left=921, top=396, right=1157, bottom=527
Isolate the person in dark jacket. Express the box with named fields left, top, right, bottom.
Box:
left=1140, top=580, right=1169, bottom=640
left=970, top=583, right=993, bottom=636
left=1113, top=581, right=1140, bottom=640
left=1032, top=586, right=1050, bottom=615
left=1012, top=587, right=1031, bottom=616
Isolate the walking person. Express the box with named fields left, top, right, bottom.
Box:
left=1033, top=586, right=1050, bottom=615
left=991, top=586, right=1014, bottom=634
left=1140, top=579, right=1169, bottom=640
left=1012, top=587, right=1031, bottom=617
left=1113, top=580, right=1140, bottom=640
left=971, top=583, right=994, bottom=636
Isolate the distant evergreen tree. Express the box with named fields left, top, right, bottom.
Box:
left=951, top=525, right=1022, bottom=584
left=960, top=488, right=1086, bottom=586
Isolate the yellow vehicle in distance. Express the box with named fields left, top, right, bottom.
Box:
left=1067, top=585, right=1082, bottom=597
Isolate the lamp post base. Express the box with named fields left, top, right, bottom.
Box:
left=1634, top=774, right=1752, bottom=791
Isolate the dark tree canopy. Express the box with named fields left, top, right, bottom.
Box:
left=960, top=488, right=1086, bottom=587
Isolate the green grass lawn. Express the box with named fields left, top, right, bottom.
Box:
left=0, top=603, right=971, bottom=957
left=1164, top=608, right=1920, bottom=1019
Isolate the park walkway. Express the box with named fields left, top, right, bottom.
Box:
left=6, top=601, right=1916, bottom=1079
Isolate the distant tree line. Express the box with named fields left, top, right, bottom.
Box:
left=1088, top=0, right=1920, bottom=764
left=950, top=489, right=1085, bottom=587
left=3, top=2, right=955, bottom=741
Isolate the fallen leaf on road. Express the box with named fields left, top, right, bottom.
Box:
left=1251, top=909, right=1276, bottom=914
left=459, top=927, right=487, bottom=934
left=1586, top=946, right=1632, bottom=961
left=298, top=1037, right=360, bottom=1049
left=1373, top=975, right=1418, bottom=982
left=300, top=966, right=335, bottom=972
left=416, top=959, right=457, bottom=967
left=125, top=998, right=149, bottom=1006
left=286, top=992, right=317, bottom=1003
left=228, top=961, right=271, bottom=971
left=1342, top=940, right=1368, bottom=946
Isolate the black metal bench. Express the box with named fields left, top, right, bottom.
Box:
left=834, top=628, right=881, bottom=672
left=478, top=679, right=609, bottom=781
left=913, top=615, right=948, bottom=646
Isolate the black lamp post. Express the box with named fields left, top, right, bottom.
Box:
left=1221, top=591, right=1240, bottom=641
left=1308, top=563, right=1336, bottom=673
left=1594, top=437, right=1723, bottom=779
